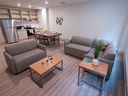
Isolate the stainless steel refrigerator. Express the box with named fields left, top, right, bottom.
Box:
left=0, top=20, right=19, bottom=43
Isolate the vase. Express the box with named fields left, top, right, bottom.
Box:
left=92, top=59, right=99, bottom=66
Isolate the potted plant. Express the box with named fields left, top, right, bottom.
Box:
left=92, top=40, right=103, bottom=66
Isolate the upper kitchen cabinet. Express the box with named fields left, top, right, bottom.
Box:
left=0, top=8, right=10, bottom=19
left=10, top=9, right=22, bottom=22
left=30, top=11, right=38, bottom=22
left=21, top=10, right=38, bottom=22
left=21, top=10, right=30, bottom=21
left=0, top=7, right=39, bottom=23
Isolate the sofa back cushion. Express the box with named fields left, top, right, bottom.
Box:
left=94, top=39, right=110, bottom=46
left=71, top=36, right=94, bottom=47
left=102, top=44, right=116, bottom=61
left=5, top=39, right=37, bottom=56
left=93, top=39, right=110, bottom=51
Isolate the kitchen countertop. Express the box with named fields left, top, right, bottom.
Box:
left=17, top=29, right=26, bottom=31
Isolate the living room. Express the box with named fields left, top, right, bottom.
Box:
left=0, top=0, right=128, bottom=96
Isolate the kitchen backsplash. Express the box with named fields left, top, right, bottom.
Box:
left=15, top=21, right=40, bottom=28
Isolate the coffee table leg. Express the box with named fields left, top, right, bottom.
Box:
left=38, top=76, right=43, bottom=88
left=61, top=61, right=63, bottom=70
left=30, top=68, right=33, bottom=79
left=100, top=77, right=105, bottom=96
left=30, top=68, right=43, bottom=88
left=56, top=61, right=63, bottom=70
left=78, top=67, right=80, bottom=85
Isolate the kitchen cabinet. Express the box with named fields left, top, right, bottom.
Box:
left=17, top=29, right=28, bottom=41
left=0, top=7, right=38, bottom=23
left=10, top=9, right=22, bottom=22
left=0, top=8, right=10, bottom=19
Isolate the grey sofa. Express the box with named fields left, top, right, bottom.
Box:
left=64, top=36, right=116, bottom=80
left=4, top=39, right=47, bottom=74
left=64, top=36, right=95, bottom=58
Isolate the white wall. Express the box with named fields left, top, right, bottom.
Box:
left=118, top=18, right=128, bottom=51
left=38, top=8, right=48, bottom=29
left=48, top=0, right=128, bottom=47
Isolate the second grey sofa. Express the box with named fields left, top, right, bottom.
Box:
left=64, top=36, right=94, bottom=58
left=64, top=36, right=116, bottom=80
left=4, top=39, right=47, bottom=74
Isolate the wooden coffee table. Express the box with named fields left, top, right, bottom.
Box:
left=29, top=56, right=63, bottom=87
left=78, top=58, right=108, bottom=96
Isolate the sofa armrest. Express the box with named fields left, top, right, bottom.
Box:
left=98, top=57, right=115, bottom=80
left=64, top=39, right=71, bottom=46
left=37, top=43, right=46, bottom=50
left=98, top=57, right=114, bottom=64
left=3, top=52, right=17, bottom=74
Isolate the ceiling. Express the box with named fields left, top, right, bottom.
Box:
left=0, top=0, right=91, bottom=9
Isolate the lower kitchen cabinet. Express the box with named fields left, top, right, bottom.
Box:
left=17, top=29, right=28, bottom=41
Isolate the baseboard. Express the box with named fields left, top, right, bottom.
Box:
left=117, top=49, right=125, bottom=54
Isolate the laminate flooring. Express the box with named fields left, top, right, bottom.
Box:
left=0, top=41, right=124, bottom=96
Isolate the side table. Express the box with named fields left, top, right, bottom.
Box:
left=78, top=58, right=108, bottom=96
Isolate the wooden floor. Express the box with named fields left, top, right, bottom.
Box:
left=0, top=41, right=124, bottom=96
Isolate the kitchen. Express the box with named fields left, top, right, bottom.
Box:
left=0, top=6, right=44, bottom=44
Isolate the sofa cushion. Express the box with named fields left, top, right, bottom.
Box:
left=94, top=39, right=110, bottom=45
left=102, top=44, right=116, bottom=61
left=5, top=39, right=37, bottom=56
left=71, top=36, right=94, bottom=47
left=65, top=43, right=91, bottom=58
left=93, top=39, right=110, bottom=51
left=13, top=48, right=46, bottom=72
left=66, top=43, right=91, bottom=52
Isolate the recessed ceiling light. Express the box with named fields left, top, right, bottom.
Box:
left=28, top=5, right=31, bottom=8
left=45, top=1, right=48, bottom=4
left=17, top=3, right=21, bottom=7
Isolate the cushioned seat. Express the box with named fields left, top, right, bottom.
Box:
left=66, top=43, right=91, bottom=53
left=65, top=43, right=91, bottom=58
left=13, top=49, right=46, bottom=72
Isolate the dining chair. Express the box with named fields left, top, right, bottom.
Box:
left=51, top=35, right=60, bottom=46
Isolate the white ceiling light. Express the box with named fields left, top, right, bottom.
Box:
left=45, top=1, right=48, bottom=4
left=28, top=5, right=31, bottom=8
left=17, top=3, right=21, bottom=7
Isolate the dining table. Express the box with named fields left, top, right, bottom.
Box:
left=34, top=31, right=62, bottom=47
